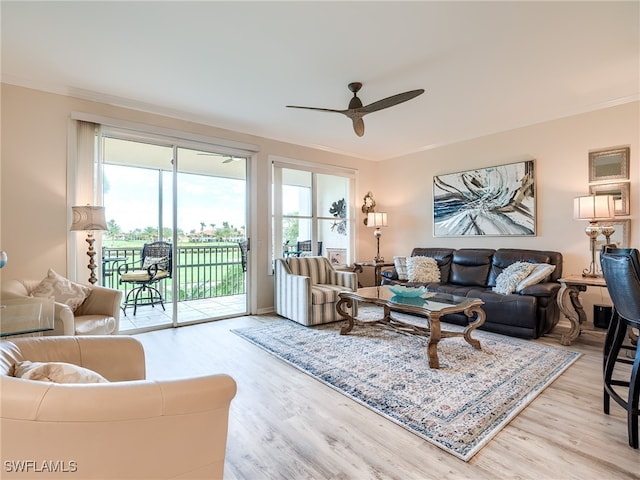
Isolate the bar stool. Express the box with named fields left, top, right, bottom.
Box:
left=600, top=246, right=640, bottom=448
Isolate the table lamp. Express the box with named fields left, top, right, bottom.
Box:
left=367, top=212, right=388, bottom=263
left=573, top=194, right=615, bottom=278
left=70, top=205, right=108, bottom=284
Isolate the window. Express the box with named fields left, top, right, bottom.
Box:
left=272, top=159, right=356, bottom=267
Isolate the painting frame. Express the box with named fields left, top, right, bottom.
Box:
left=433, top=160, right=536, bottom=237
left=326, top=248, right=347, bottom=267
left=589, top=182, right=630, bottom=216
left=588, top=146, right=630, bottom=183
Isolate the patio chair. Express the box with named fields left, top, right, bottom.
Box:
left=295, top=240, right=323, bottom=257
left=238, top=240, right=249, bottom=272
left=118, top=241, right=172, bottom=316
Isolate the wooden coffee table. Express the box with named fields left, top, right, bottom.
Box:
left=336, top=286, right=486, bottom=369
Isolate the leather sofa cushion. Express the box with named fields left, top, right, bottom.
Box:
left=449, top=249, right=495, bottom=286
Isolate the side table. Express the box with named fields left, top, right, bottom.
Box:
left=352, top=261, right=394, bottom=287
left=556, top=274, right=607, bottom=345
left=0, top=297, right=55, bottom=337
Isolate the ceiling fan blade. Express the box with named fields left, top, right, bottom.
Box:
left=286, top=105, right=347, bottom=114
left=360, top=89, right=425, bottom=115
left=286, top=84, right=424, bottom=137
left=352, top=118, right=365, bottom=137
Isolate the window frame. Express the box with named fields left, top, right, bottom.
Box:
left=270, top=156, right=357, bottom=271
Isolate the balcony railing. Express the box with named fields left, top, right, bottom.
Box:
left=102, top=244, right=245, bottom=304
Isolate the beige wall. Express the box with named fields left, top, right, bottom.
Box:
left=0, top=84, right=376, bottom=313
left=2, top=83, right=638, bottom=320
left=378, top=101, right=640, bottom=318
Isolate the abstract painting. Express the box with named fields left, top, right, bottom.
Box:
left=433, top=160, right=536, bottom=236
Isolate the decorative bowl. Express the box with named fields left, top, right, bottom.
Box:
left=388, top=285, right=426, bottom=297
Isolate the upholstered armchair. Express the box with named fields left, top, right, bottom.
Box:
left=1, top=279, right=122, bottom=335
left=274, top=256, right=357, bottom=326
left=1, top=336, right=237, bottom=479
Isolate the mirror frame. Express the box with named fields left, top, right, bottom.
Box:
left=589, top=182, right=630, bottom=216
left=588, top=146, right=630, bottom=183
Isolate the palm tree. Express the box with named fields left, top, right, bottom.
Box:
left=107, top=219, right=121, bottom=239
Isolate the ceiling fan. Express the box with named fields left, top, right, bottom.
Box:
left=196, top=153, right=241, bottom=163
left=286, top=82, right=425, bottom=137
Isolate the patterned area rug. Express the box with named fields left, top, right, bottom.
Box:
left=233, top=308, right=580, bottom=461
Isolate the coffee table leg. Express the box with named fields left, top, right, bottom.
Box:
left=427, top=314, right=441, bottom=369
left=337, top=297, right=355, bottom=334
left=463, top=306, right=486, bottom=350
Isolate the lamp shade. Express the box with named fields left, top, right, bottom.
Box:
left=367, top=212, right=388, bottom=227
left=573, top=195, right=615, bottom=221
left=70, top=206, right=108, bottom=231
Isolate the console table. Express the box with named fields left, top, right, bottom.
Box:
left=352, top=261, right=393, bottom=287
left=556, top=274, right=608, bottom=346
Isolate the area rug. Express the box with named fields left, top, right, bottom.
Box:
left=232, top=309, right=580, bottom=461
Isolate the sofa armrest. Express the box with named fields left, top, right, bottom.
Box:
left=518, top=282, right=561, bottom=297
left=274, top=259, right=312, bottom=324
left=1, top=373, right=237, bottom=479
left=75, top=285, right=122, bottom=319
left=54, top=301, right=76, bottom=336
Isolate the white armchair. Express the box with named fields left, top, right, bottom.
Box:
left=274, top=256, right=357, bottom=326
left=1, top=335, right=237, bottom=479
left=1, top=279, right=122, bottom=335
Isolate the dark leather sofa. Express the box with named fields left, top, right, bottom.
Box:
left=381, top=248, right=563, bottom=339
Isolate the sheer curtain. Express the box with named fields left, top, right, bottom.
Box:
left=67, top=120, right=101, bottom=282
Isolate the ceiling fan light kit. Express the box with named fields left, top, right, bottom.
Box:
left=286, top=82, right=425, bottom=137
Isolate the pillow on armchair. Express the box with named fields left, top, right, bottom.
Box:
left=13, top=360, right=108, bottom=384
left=31, top=269, right=91, bottom=312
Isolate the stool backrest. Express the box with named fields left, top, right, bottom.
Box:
left=601, top=247, right=640, bottom=327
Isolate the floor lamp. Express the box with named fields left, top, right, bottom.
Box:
left=70, top=205, right=108, bottom=285
left=367, top=212, right=388, bottom=263
left=573, top=194, right=615, bottom=278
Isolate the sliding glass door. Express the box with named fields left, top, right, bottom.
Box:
left=101, top=133, right=248, bottom=332
left=173, top=148, right=247, bottom=326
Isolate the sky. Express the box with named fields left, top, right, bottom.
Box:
left=103, top=165, right=246, bottom=233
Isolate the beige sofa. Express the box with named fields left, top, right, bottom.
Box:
left=0, top=335, right=237, bottom=479
left=1, top=279, right=122, bottom=335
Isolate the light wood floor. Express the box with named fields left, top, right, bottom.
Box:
left=134, top=315, right=640, bottom=480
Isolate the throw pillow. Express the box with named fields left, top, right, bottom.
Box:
left=142, top=256, right=169, bottom=271
left=516, top=263, right=556, bottom=292
left=394, top=256, right=408, bottom=281
left=493, top=262, right=537, bottom=295
left=13, top=361, right=108, bottom=384
left=406, top=256, right=441, bottom=283
left=31, top=269, right=91, bottom=312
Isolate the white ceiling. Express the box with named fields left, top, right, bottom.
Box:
left=2, top=1, right=638, bottom=161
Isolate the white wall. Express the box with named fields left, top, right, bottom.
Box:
left=377, top=101, right=639, bottom=320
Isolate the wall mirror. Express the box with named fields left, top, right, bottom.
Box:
left=589, top=146, right=630, bottom=182
left=589, top=182, right=630, bottom=216
left=595, top=219, right=630, bottom=249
